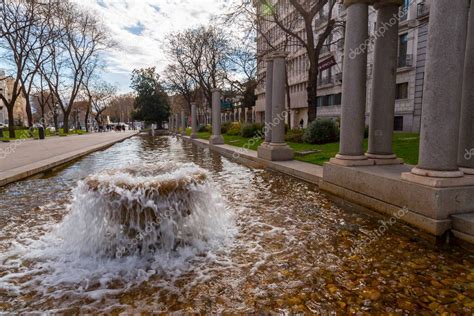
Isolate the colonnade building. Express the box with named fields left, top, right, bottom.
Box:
left=254, top=0, right=432, bottom=132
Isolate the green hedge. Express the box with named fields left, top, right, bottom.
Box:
left=285, top=129, right=305, bottom=143
left=240, top=123, right=264, bottom=138
left=198, top=124, right=211, bottom=133
left=303, top=119, right=339, bottom=144
left=226, top=122, right=242, bottom=136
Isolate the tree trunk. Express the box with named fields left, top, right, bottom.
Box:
left=53, top=111, right=58, bottom=132
left=25, top=99, right=33, bottom=128
left=307, top=63, right=319, bottom=123
left=63, top=114, right=69, bottom=134
left=285, top=62, right=292, bottom=129
left=41, top=107, right=46, bottom=128
left=85, top=106, right=90, bottom=132
left=8, top=107, right=15, bottom=139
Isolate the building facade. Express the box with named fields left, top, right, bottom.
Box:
left=255, top=0, right=432, bottom=132
left=0, top=69, right=29, bottom=126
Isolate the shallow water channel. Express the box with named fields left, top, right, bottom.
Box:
left=0, top=135, right=473, bottom=314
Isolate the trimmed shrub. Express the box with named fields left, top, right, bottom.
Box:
left=303, top=119, right=339, bottom=144
left=240, top=123, right=264, bottom=138
left=221, top=121, right=232, bottom=134
left=198, top=124, right=211, bottom=133
left=285, top=129, right=305, bottom=143
left=226, top=122, right=242, bottom=136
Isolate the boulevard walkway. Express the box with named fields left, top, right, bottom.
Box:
left=0, top=131, right=138, bottom=187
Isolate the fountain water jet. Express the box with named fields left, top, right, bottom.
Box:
left=57, top=162, right=231, bottom=258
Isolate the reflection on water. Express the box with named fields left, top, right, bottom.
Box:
left=0, top=135, right=473, bottom=314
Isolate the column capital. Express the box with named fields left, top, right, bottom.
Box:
left=344, top=0, right=375, bottom=7
left=270, top=51, right=288, bottom=59
left=373, top=0, right=403, bottom=9
left=264, top=54, right=274, bottom=62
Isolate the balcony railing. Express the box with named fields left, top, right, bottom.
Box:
left=398, top=54, right=413, bottom=68
left=399, top=7, right=408, bottom=21
left=417, top=2, right=429, bottom=18
left=317, top=76, right=333, bottom=86
left=317, top=73, right=342, bottom=86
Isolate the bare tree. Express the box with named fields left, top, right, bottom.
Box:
left=163, top=64, right=198, bottom=114
left=81, top=55, right=102, bottom=132
left=0, top=0, right=55, bottom=137
left=104, top=93, right=135, bottom=123
left=42, top=1, right=108, bottom=133
left=31, top=73, right=56, bottom=128
left=225, top=0, right=342, bottom=122
left=88, top=81, right=117, bottom=127
left=166, top=26, right=231, bottom=109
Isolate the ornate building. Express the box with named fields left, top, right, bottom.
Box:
left=254, top=0, right=432, bottom=132
left=0, top=69, right=28, bottom=127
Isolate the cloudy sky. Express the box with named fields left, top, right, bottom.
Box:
left=72, top=0, right=235, bottom=93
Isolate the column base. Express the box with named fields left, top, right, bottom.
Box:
left=365, top=153, right=404, bottom=165
left=190, top=133, right=197, bottom=139
left=411, top=167, right=464, bottom=178
left=209, top=135, right=224, bottom=145
left=330, top=154, right=375, bottom=166
left=460, top=167, right=474, bottom=175
left=401, top=168, right=474, bottom=188
left=257, top=142, right=294, bottom=161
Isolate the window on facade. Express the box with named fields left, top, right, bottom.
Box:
left=396, top=83, right=409, bottom=100
left=398, top=33, right=408, bottom=67
left=327, top=95, right=335, bottom=106
left=335, top=93, right=342, bottom=105
left=400, top=0, right=409, bottom=21
left=394, top=116, right=404, bottom=131
left=316, top=96, right=324, bottom=107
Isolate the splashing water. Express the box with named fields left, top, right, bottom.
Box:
left=61, top=162, right=230, bottom=258
left=1, top=162, right=235, bottom=303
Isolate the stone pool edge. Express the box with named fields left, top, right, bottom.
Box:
left=180, top=135, right=473, bottom=248
left=0, top=132, right=139, bottom=188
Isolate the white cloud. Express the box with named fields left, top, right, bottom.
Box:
left=72, top=0, right=234, bottom=93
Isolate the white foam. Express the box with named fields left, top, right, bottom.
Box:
left=0, top=162, right=236, bottom=304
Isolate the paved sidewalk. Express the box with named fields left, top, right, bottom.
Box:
left=0, top=131, right=138, bottom=187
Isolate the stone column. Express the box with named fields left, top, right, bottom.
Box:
left=265, top=58, right=273, bottom=143
left=210, top=88, right=224, bottom=145
left=258, top=52, right=293, bottom=161
left=331, top=0, right=374, bottom=166
left=402, top=0, right=471, bottom=186
left=173, top=113, right=179, bottom=134
left=366, top=0, right=403, bottom=165
left=180, top=110, right=186, bottom=136
left=458, top=2, right=474, bottom=174
left=191, top=103, right=198, bottom=139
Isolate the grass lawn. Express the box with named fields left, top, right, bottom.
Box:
left=192, top=131, right=420, bottom=166
left=1, top=128, right=87, bottom=142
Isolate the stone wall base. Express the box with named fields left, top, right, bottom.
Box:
left=257, top=143, right=294, bottom=161
left=209, top=135, right=224, bottom=145
left=321, top=162, right=474, bottom=238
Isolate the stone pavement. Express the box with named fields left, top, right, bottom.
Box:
left=0, top=131, right=138, bottom=187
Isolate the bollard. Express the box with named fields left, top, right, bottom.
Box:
left=38, top=126, right=45, bottom=140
